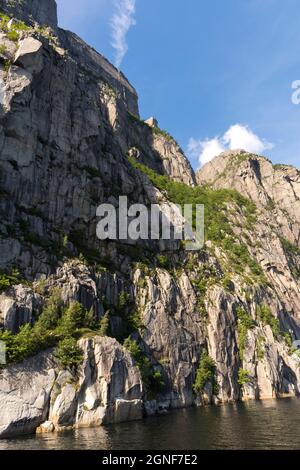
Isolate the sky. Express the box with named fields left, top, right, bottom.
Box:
left=56, top=0, right=300, bottom=169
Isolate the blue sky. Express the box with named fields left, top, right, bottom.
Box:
left=56, top=0, right=300, bottom=169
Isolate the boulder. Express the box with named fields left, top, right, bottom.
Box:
left=14, top=37, right=43, bottom=74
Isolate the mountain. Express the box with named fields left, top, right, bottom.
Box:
left=0, top=0, right=299, bottom=438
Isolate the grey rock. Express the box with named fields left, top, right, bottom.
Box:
left=0, top=0, right=58, bottom=29
left=0, top=284, right=41, bottom=333
left=14, top=37, right=43, bottom=74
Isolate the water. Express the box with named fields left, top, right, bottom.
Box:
left=1, top=398, right=300, bottom=450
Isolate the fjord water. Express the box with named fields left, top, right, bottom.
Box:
left=1, top=398, right=300, bottom=450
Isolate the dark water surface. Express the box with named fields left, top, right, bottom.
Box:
left=1, top=398, right=300, bottom=450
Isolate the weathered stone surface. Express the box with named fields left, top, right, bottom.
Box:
left=14, top=37, right=43, bottom=74
left=0, top=351, right=56, bottom=438
left=0, top=0, right=58, bottom=29
left=0, top=336, right=143, bottom=436
left=0, top=284, right=41, bottom=333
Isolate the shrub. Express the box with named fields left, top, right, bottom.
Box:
left=238, top=368, right=251, bottom=386
left=57, top=302, right=96, bottom=336
left=257, top=305, right=280, bottom=338
left=156, top=254, right=170, bottom=270
left=99, top=311, right=110, bottom=337
left=35, top=289, right=63, bottom=331
left=55, top=337, right=84, bottom=370
left=123, top=337, right=164, bottom=397
left=0, top=268, right=22, bottom=293
left=236, top=307, right=256, bottom=360
left=193, top=351, right=218, bottom=395
left=6, top=30, right=19, bottom=42
left=0, top=292, right=94, bottom=368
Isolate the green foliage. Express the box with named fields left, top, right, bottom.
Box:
left=256, top=335, right=265, bottom=361
left=0, top=44, right=7, bottom=54
left=55, top=337, right=84, bottom=371
left=152, top=126, right=175, bottom=142
left=236, top=306, right=256, bottom=361
left=0, top=290, right=97, bottom=367
left=192, top=265, right=219, bottom=317
left=35, top=289, right=63, bottom=331
left=116, top=292, right=142, bottom=340
left=156, top=254, right=170, bottom=270
left=238, top=368, right=251, bottom=386
left=82, top=166, right=102, bottom=179
left=128, top=157, right=263, bottom=283
left=257, top=305, right=280, bottom=338
left=0, top=268, right=23, bottom=293
left=281, top=238, right=300, bottom=279
left=6, top=29, right=19, bottom=41
left=99, top=311, right=110, bottom=337
left=193, top=351, right=219, bottom=395
left=56, top=302, right=96, bottom=336
left=123, top=337, right=164, bottom=397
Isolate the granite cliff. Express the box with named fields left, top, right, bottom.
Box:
left=0, top=0, right=299, bottom=438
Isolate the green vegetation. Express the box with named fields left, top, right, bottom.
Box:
left=99, top=311, right=110, bottom=337
left=55, top=337, right=84, bottom=371
left=192, top=265, right=219, bottom=317
left=256, top=304, right=294, bottom=349
left=236, top=307, right=256, bottom=360
left=116, top=291, right=142, bottom=340
left=123, top=337, right=164, bottom=398
left=0, top=44, right=7, bottom=54
left=237, top=368, right=251, bottom=386
left=152, top=126, right=175, bottom=143
left=156, top=254, right=171, bottom=270
left=82, top=166, right=102, bottom=179
left=256, top=305, right=280, bottom=338
left=6, top=29, right=19, bottom=41
left=128, top=157, right=264, bottom=285
left=193, top=351, right=219, bottom=395
left=281, top=238, right=300, bottom=279
left=255, top=335, right=265, bottom=361
left=0, top=268, right=23, bottom=293
left=0, top=292, right=97, bottom=367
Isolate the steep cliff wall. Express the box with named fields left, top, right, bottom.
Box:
left=0, top=1, right=300, bottom=438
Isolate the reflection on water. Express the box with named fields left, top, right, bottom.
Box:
left=1, top=398, right=300, bottom=450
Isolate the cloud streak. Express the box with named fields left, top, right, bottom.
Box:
left=188, top=124, right=273, bottom=168
left=111, top=0, right=136, bottom=69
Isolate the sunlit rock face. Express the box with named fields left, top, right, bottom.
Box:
left=0, top=0, right=300, bottom=438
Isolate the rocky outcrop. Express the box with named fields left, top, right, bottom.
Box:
left=196, top=150, right=300, bottom=247
left=0, top=336, right=143, bottom=437
left=0, top=350, right=56, bottom=437
left=14, top=37, right=43, bottom=74
left=0, top=0, right=58, bottom=29
left=0, top=284, right=41, bottom=332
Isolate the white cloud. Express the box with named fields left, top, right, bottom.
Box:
left=223, top=124, right=273, bottom=155
left=188, top=137, right=225, bottom=167
left=188, top=124, right=273, bottom=168
left=111, top=0, right=136, bottom=69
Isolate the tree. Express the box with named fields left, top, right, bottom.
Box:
left=55, top=337, right=84, bottom=370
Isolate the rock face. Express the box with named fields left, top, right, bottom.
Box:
left=0, top=284, right=41, bottom=332
left=0, top=0, right=58, bottom=29
left=0, top=0, right=300, bottom=438
left=0, top=336, right=143, bottom=437
left=0, top=351, right=56, bottom=437
left=14, top=37, right=43, bottom=74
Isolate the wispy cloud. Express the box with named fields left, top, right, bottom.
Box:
left=188, top=124, right=274, bottom=168
left=111, top=0, right=136, bottom=69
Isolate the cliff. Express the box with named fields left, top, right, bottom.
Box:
left=0, top=1, right=299, bottom=437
